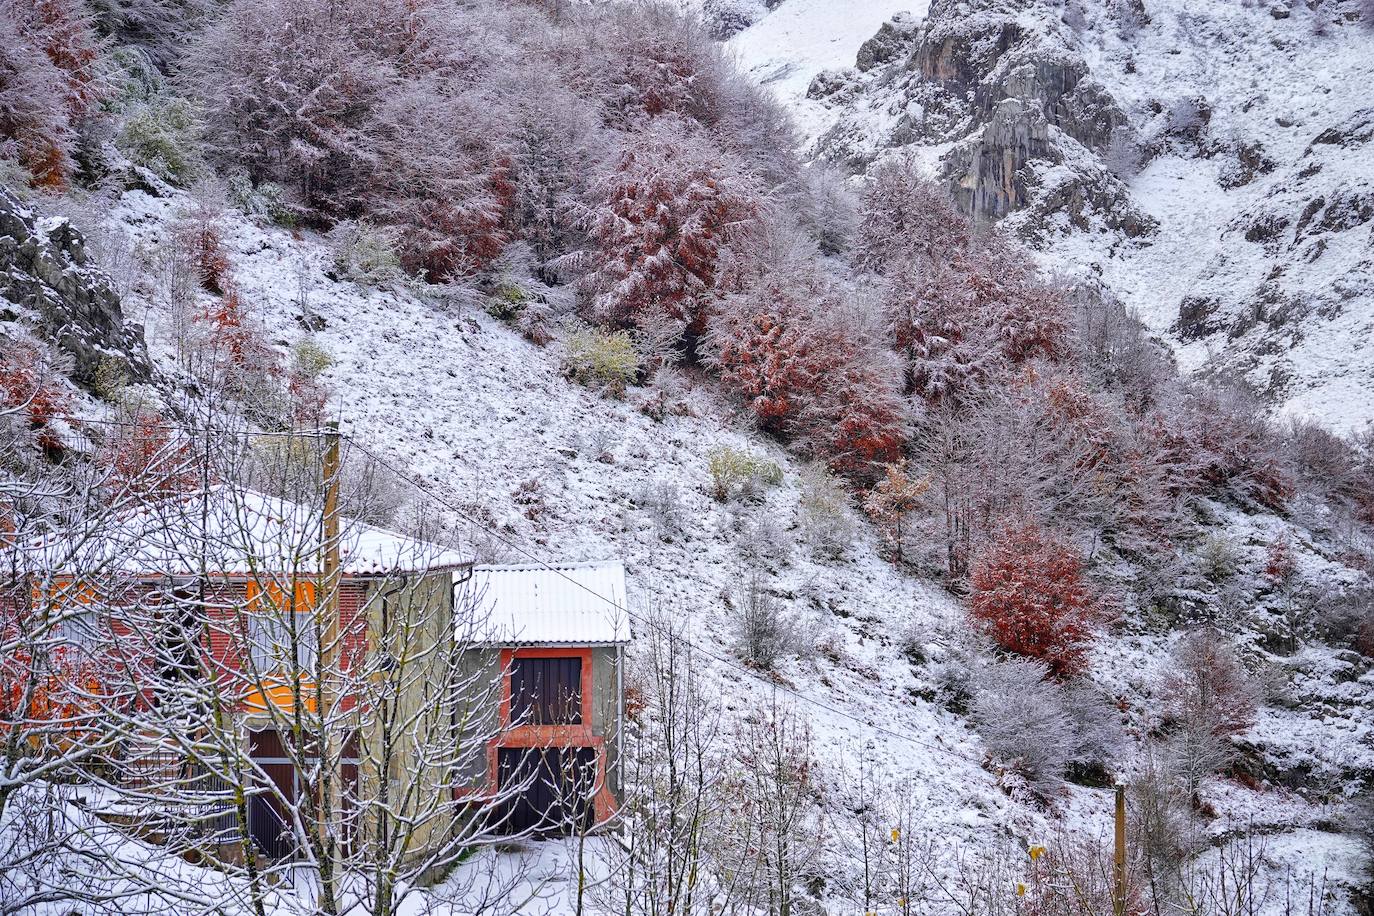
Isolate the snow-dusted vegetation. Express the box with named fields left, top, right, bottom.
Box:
left=0, top=0, right=1371, bottom=913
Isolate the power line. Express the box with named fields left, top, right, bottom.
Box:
left=343, top=435, right=987, bottom=770
left=52, top=415, right=339, bottom=438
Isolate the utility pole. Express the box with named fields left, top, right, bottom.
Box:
left=318, top=422, right=342, bottom=889
left=1113, top=780, right=1127, bottom=916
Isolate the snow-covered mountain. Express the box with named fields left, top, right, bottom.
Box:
left=2, top=0, right=1373, bottom=911
left=723, top=0, right=1374, bottom=431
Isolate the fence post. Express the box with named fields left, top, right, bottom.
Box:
left=1113, top=780, right=1127, bottom=916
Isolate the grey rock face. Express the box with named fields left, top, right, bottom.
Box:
left=943, top=100, right=1053, bottom=222
left=822, top=0, right=1145, bottom=231
left=856, top=12, right=921, bottom=72
left=0, top=188, right=150, bottom=388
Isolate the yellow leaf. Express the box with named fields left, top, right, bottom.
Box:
left=1029, top=845, right=1045, bottom=861
left=1016, top=882, right=1027, bottom=897
left=891, top=828, right=901, bottom=843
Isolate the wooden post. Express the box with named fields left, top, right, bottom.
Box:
left=1113, top=780, right=1127, bottom=916
left=319, top=423, right=342, bottom=855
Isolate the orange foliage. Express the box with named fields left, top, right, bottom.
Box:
left=0, top=637, right=117, bottom=752
left=99, top=410, right=199, bottom=502
left=969, top=523, right=1103, bottom=678
left=0, top=343, right=70, bottom=446
left=186, top=224, right=230, bottom=294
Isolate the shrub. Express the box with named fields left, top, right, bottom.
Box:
left=563, top=329, right=640, bottom=397
left=970, top=658, right=1076, bottom=794
left=970, top=658, right=1124, bottom=795
left=1162, top=628, right=1258, bottom=738
left=636, top=479, right=686, bottom=542
left=862, top=462, right=928, bottom=563
left=177, top=213, right=229, bottom=294
left=328, top=220, right=401, bottom=287
left=706, top=445, right=782, bottom=502
left=226, top=170, right=290, bottom=223
left=1263, top=536, right=1296, bottom=582
left=485, top=281, right=527, bottom=321
left=735, top=509, right=792, bottom=568
left=797, top=465, right=856, bottom=559
left=969, top=523, right=1102, bottom=678
left=291, top=338, right=334, bottom=380
left=732, top=575, right=801, bottom=669
left=1319, top=587, right=1374, bottom=657
left=91, top=356, right=130, bottom=404
left=1197, top=533, right=1239, bottom=582
left=584, top=117, right=761, bottom=346
left=99, top=409, right=198, bottom=501
left=116, top=94, right=203, bottom=185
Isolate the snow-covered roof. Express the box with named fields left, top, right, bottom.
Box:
left=19, top=485, right=472, bottom=578
left=466, top=561, right=631, bottom=646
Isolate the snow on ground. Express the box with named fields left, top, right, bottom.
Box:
left=103, top=184, right=1040, bottom=909
left=78, top=175, right=1371, bottom=911
left=726, top=0, right=923, bottom=146
left=1040, top=0, right=1374, bottom=430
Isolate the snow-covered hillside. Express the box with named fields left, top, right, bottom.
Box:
left=727, top=0, right=1374, bottom=430
left=96, top=181, right=1374, bottom=912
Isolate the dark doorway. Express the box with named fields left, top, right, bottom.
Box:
left=497, top=746, right=597, bottom=835
left=247, top=730, right=360, bottom=861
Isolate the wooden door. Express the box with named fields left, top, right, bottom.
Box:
left=497, top=746, right=597, bottom=835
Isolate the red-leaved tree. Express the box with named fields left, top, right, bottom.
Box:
left=709, top=269, right=906, bottom=479
left=969, top=523, right=1102, bottom=678
left=584, top=117, right=761, bottom=350
left=98, top=410, right=199, bottom=503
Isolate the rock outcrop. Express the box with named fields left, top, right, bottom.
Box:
left=816, top=0, right=1148, bottom=232
left=0, top=189, right=150, bottom=387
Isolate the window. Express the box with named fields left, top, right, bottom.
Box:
left=32, top=580, right=103, bottom=648
left=510, top=657, right=582, bottom=726
left=52, top=606, right=101, bottom=649
left=248, top=612, right=319, bottom=673
left=246, top=579, right=320, bottom=673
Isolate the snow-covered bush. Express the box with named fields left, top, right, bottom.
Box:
left=0, top=0, right=103, bottom=188
left=1197, top=533, right=1240, bottom=583
left=862, top=462, right=928, bottom=563
left=328, top=220, right=402, bottom=287
left=1319, top=586, right=1374, bottom=656
left=731, top=576, right=803, bottom=669
left=1162, top=628, right=1259, bottom=738
left=734, top=509, right=792, bottom=569
left=484, top=281, right=527, bottom=321
left=706, top=445, right=781, bottom=502
left=116, top=95, right=203, bottom=185
left=636, top=478, right=686, bottom=543
left=969, top=658, right=1076, bottom=794
left=971, top=658, right=1123, bottom=795
left=969, top=523, right=1103, bottom=678
left=563, top=328, right=640, bottom=398
left=226, top=170, right=290, bottom=222
left=291, top=339, right=333, bottom=380
left=584, top=117, right=761, bottom=345
left=1130, top=754, right=1204, bottom=881
left=797, top=464, right=856, bottom=559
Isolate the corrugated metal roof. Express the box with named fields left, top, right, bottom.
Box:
left=464, top=560, right=631, bottom=646
left=19, top=485, right=472, bottom=577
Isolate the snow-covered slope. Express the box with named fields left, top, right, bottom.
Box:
left=724, top=0, right=926, bottom=143
left=97, top=182, right=1373, bottom=912
left=726, top=0, right=1374, bottom=430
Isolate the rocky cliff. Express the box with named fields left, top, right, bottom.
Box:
left=0, top=189, right=150, bottom=388
left=802, top=0, right=1374, bottom=429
